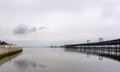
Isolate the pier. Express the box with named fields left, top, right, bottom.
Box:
left=65, top=38, right=120, bottom=48
left=64, top=38, right=120, bottom=56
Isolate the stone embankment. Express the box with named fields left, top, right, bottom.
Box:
left=0, top=46, right=23, bottom=59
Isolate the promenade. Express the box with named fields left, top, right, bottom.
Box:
left=0, top=47, right=23, bottom=59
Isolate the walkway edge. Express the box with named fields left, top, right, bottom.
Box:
left=0, top=48, right=23, bottom=59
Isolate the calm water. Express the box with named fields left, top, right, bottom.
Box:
left=0, top=47, right=120, bottom=72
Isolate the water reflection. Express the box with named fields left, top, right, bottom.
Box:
left=0, top=52, right=22, bottom=65
left=1, top=48, right=120, bottom=72
left=14, top=60, right=46, bottom=70
left=64, top=47, right=120, bottom=62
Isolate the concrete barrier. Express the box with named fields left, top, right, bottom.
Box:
left=0, top=47, right=23, bottom=59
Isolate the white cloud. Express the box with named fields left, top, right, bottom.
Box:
left=0, top=0, right=120, bottom=45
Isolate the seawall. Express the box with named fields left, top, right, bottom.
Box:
left=0, top=47, right=23, bottom=59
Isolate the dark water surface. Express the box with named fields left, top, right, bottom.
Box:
left=0, top=47, right=120, bottom=72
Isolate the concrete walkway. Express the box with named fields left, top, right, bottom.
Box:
left=0, top=47, right=23, bottom=57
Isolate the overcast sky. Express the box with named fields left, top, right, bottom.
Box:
left=0, top=0, right=120, bottom=46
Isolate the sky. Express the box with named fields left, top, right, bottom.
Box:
left=0, top=0, right=120, bottom=46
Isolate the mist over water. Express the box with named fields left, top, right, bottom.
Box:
left=0, top=47, right=120, bottom=72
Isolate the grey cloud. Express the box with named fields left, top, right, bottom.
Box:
left=30, top=27, right=37, bottom=32
left=13, top=24, right=29, bottom=34
left=39, top=27, right=45, bottom=30
left=13, top=24, right=44, bottom=35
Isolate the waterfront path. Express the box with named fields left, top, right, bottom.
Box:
left=0, top=47, right=23, bottom=58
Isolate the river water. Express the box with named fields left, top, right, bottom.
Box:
left=0, top=47, right=120, bottom=72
